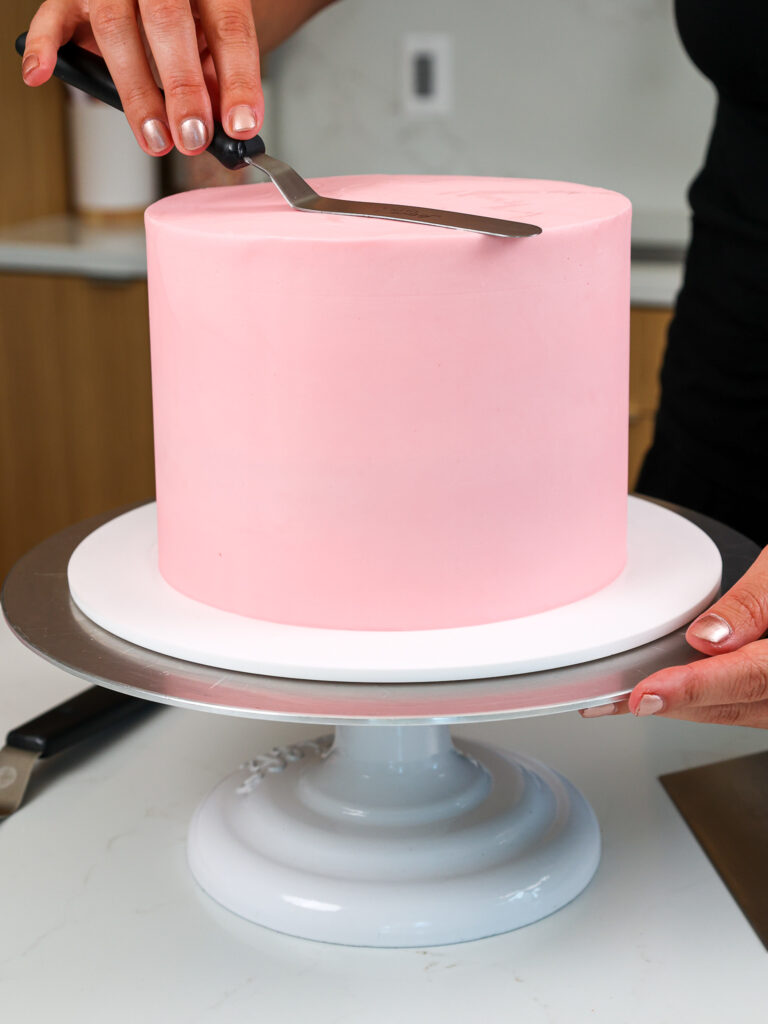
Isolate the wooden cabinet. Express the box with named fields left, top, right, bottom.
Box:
left=628, top=307, right=672, bottom=490
left=0, top=273, right=154, bottom=580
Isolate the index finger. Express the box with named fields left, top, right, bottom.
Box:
left=22, top=0, right=84, bottom=86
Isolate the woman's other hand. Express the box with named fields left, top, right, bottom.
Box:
left=582, top=546, right=768, bottom=728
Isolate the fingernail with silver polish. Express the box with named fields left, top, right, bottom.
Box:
left=180, top=117, right=208, bottom=151
left=689, top=612, right=732, bottom=645
left=22, top=54, right=39, bottom=80
left=142, top=118, right=170, bottom=154
left=229, top=104, right=257, bottom=134
left=635, top=694, right=665, bottom=717
left=582, top=703, right=618, bottom=718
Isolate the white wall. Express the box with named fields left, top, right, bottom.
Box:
left=269, top=0, right=716, bottom=246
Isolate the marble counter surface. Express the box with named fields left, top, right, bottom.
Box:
left=0, top=610, right=765, bottom=1023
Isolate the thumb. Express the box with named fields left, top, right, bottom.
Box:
left=686, top=545, right=768, bottom=654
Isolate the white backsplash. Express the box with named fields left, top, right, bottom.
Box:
left=269, top=0, right=716, bottom=247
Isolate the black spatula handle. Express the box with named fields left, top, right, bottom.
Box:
left=15, top=31, right=266, bottom=169
left=7, top=686, right=154, bottom=758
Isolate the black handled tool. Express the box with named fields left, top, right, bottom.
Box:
left=0, top=686, right=155, bottom=819
left=15, top=32, right=542, bottom=237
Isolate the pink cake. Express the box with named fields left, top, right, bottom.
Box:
left=145, top=176, right=631, bottom=631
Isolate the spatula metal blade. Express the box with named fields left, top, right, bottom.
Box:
left=246, top=154, right=542, bottom=239
left=304, top=195, right=542, bottom=237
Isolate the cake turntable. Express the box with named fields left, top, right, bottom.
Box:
left=2, top=499, right=754, bottom=948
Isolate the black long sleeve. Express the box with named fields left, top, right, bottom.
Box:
left=637, top=0, right=768, bottom=545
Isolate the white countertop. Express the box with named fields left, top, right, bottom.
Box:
left=0, top=214, right=685, bottom=306
left=1, top=611, right=766, bottom=1022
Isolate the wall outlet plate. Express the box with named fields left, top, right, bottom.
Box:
left=402, top=33, right=453, bottom=116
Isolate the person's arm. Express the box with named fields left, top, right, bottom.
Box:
left=20, top=0, right=335, bottom=157
left=582, top=548, right=768, bottom=727
left=250, top=0, right=334, bottom=52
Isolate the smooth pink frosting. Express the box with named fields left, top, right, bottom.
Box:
left=146, top=175, right=631, bottom=630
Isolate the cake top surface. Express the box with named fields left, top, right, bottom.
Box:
left=146, top=175, right=630, bottom=241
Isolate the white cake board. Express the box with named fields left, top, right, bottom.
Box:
left=67, top=497, right=722, bottom=683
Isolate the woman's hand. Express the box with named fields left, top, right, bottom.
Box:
left=582, top=546, right=768, bottom=728
left=20, top=0, right=265, bottom=156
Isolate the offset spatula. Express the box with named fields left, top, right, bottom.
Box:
left=0, top=686, right=154, bottom=820
left=15, top=33, right=541, bottom=240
